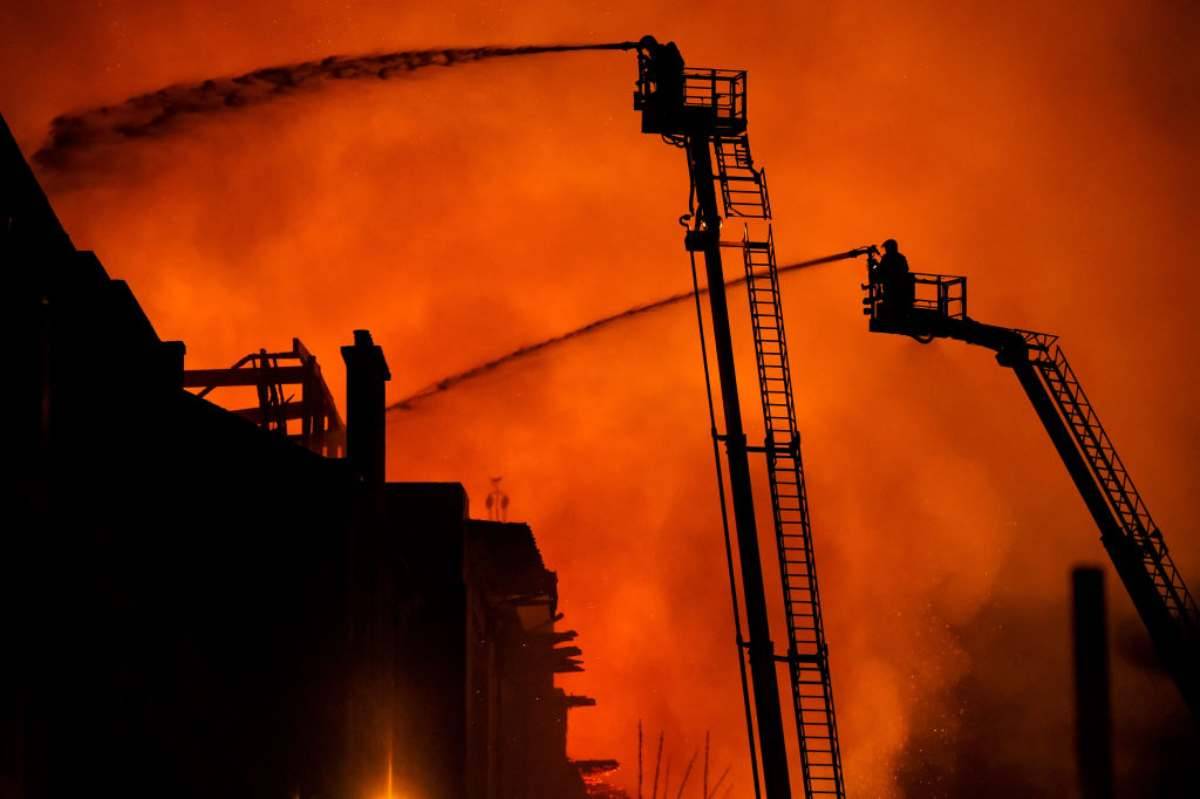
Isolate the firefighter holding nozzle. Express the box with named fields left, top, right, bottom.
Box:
left=871, top=238, right=915, bottom=320
left=638, top=35, right=686, bottom=111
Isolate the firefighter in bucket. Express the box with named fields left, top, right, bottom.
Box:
left=636, top=35, right=686, bottom=129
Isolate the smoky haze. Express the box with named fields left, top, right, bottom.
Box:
left=5, top=1, right=1199, bottom=796
left=33, top=41, right=633, bottom=171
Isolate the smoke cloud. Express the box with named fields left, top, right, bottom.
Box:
left=9, top=2, right=1198, bottom=795
left=895, top=597, right=1200, bottom=797
left=33, top=41, right=634, bottom=170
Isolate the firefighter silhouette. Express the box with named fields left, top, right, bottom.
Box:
left=485, top=476, right=509, bottom=522
left=873, top=238, right=915, bottom=320
left=638, top=35, right=685, bottom=112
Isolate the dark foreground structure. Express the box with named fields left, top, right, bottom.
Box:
left=3, top=113, right=600, bottom=799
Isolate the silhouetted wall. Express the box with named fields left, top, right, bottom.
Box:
left=4, top=113, right=469, bottom=799
left=464, top=521, right=589, bottom=799
left=4, top=108, right=600, bottom=799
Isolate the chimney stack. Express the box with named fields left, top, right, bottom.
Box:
left=341, top=329, right=390, bottom=484
left=1072, top=566, right=1115, bottom=799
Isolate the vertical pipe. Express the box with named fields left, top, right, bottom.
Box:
left=1072, top=567, right=1115, bottom=799
left=637, top=721, right=644, bottom=799
left=685, top=134, right=792, bottom=799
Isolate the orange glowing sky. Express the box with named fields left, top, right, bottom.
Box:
left=5, top=1, right=1198, bottom=795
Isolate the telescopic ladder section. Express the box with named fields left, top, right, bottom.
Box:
left=719, top=134, right=846, bottom=798
left=1019, top=331, right=1200, bottom=632
left=866, top=280, right=1200, bottom=720
left=715, top=136, right=771, bottom=219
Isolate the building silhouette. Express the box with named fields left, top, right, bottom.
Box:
left=4, top=112, right=600, bottom=799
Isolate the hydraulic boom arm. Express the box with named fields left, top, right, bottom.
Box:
left=866, top=275, right=1200, bottom=721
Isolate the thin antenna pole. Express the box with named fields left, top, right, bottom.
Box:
left=702, top=732, right=710, bottom=799
left=709, top=766, right=731, bottom=799
left=651, top=732, right=664, bottom=799
left=676, top=750, right=698, bottom=799
left=638, top=721, right=644, bottom=799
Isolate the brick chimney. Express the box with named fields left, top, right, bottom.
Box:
left=340, top=329, right=390, bottom=484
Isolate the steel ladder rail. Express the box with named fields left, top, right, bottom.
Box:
left=1028, top=341, right=1199, bottom=627
left=714, top=132, right=847, bottom=799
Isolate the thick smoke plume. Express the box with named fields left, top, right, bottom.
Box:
left=33, top=41, right=634, bottom=170
left=387, top=256, right=857, bottom=411
left=15, top=3, right=1196, bottom=793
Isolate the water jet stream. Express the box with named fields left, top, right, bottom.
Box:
left=388, top=255, right=861, bottom=411
left=34, top=41, right=636, bottom=170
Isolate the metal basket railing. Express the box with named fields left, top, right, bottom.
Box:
left=912, top=272, right=967, bottom=319
left=681, top=68, right=747, bottom=128
left=864, top=271, right=967, bottom=321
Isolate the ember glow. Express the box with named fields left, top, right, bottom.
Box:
left=6, top=1, right=1197, bottom=795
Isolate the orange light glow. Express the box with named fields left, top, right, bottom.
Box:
left=6, top=2, right=1198, bottom=795
left=372, top=744, right=416, bottom=799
